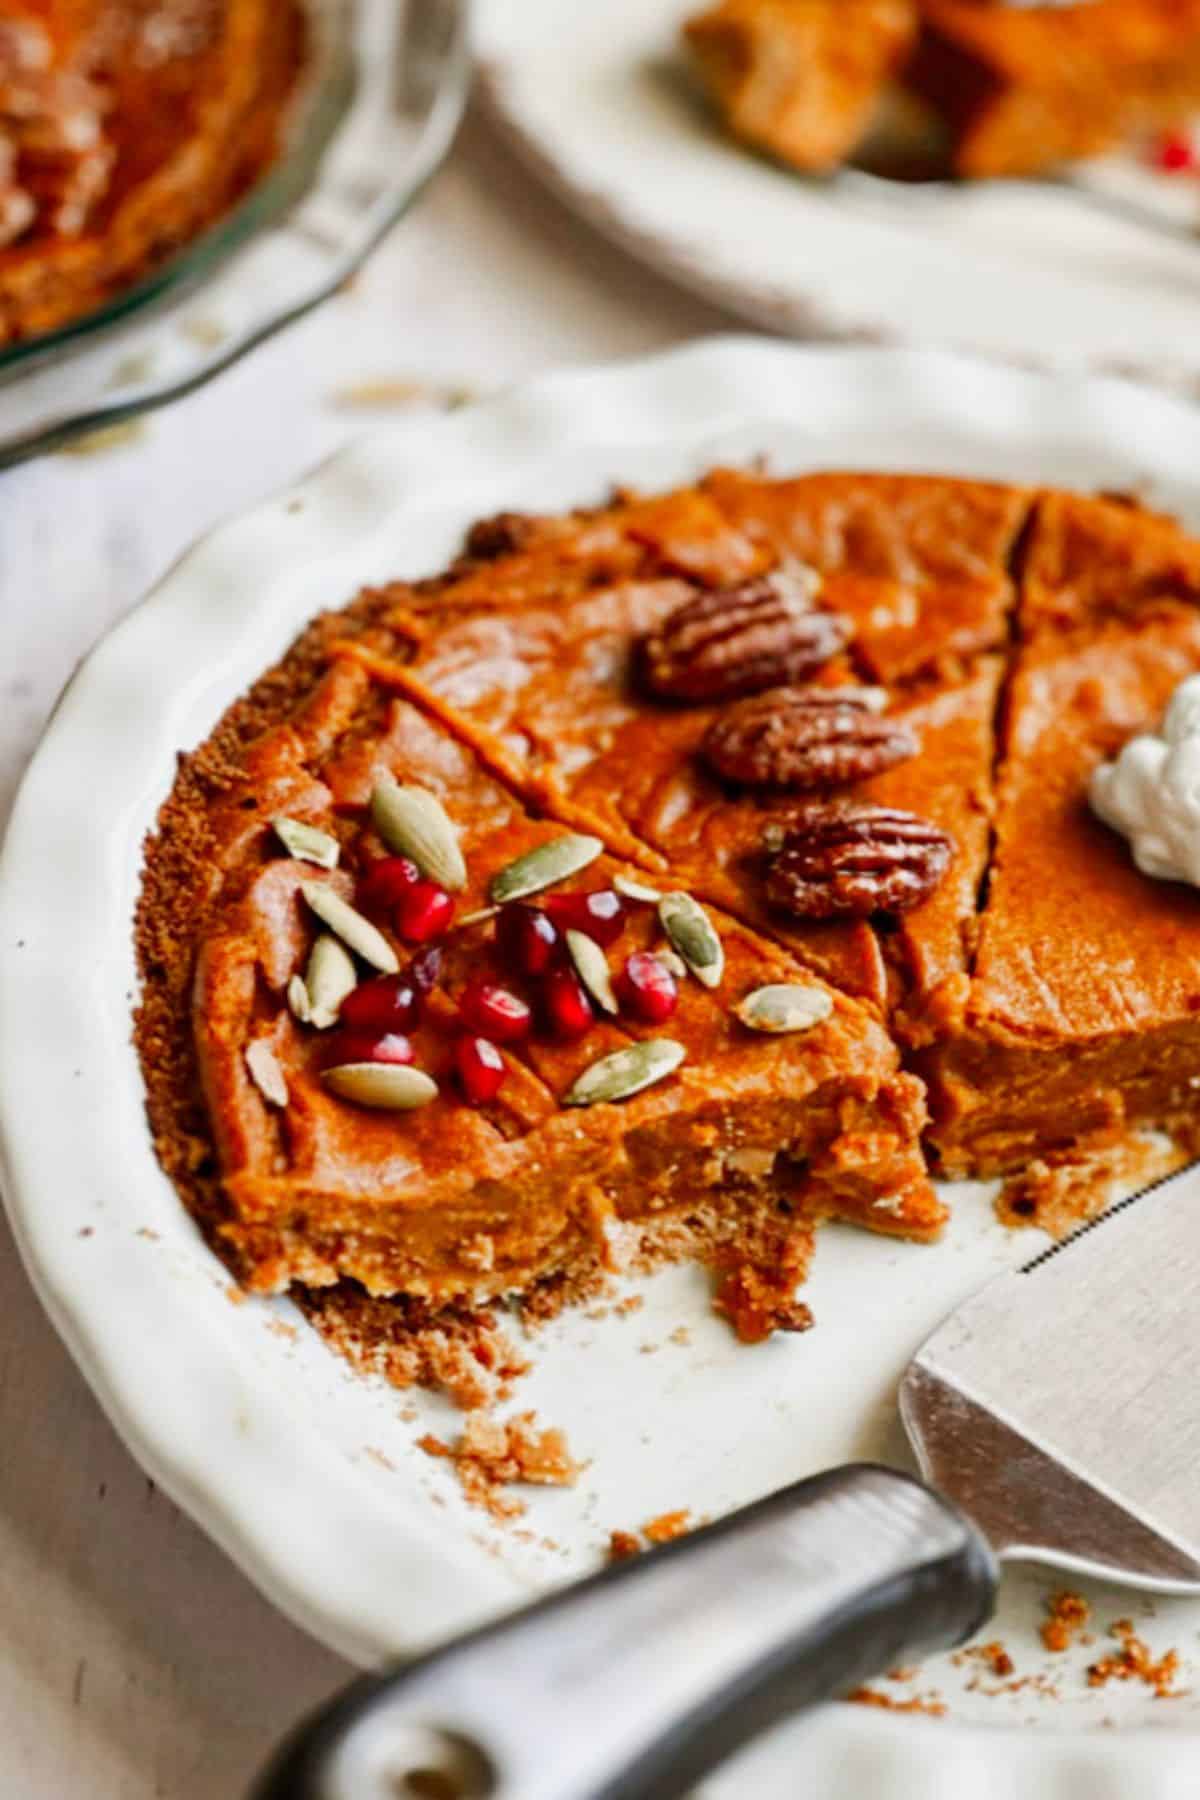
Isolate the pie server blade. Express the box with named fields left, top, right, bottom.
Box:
left=253, top=1161, right=1200, bottom=1800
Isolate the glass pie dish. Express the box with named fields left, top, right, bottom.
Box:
left=0, top=0, right=470, bottom=467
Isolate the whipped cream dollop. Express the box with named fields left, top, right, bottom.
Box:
left=1090, top=674, right=1200, bottom=886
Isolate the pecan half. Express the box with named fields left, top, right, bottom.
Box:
left=702, top=685, right=917, bottom=789
left=640, top=566, right=849, bottom=702
left=765, top=802, right=953, bottom=919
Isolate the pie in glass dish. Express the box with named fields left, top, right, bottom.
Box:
left=134, top=470, right=1200, bottom=1354
left=0, top=0, right=305, bottom=345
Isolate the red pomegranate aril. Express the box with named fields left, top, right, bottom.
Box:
left=324, top=1028, right=414, bottom=1069
left=357, top=856, right=421, bottom=915
left=408, top=944, right=443, bottom=994
left=542, top=964, right=595, bottom=1040
left=1154, top=128, right=1198, bottom=172
left=544, top=888, right=627, bottom=947
left=496, top=902, right=561, bottom=976
left=459, top=980, right=532, bottom=1044
left=456, top=1034, right=507, bottom=1105
left=395, top=879, right=455, bottom=944
left=617, top=951, right=679, bottom=1024
left=339, top=972, right=420, bottom=1033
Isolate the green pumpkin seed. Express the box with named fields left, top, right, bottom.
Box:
left=736, top=983, right=834, bottom=1035
left=301, top=881, right=398, bottom=973
left=272, top=815, right=340, bottom=869
left=371, top=775, right=466, bottom=891
left=286, top=974, right=312, bottom=1026
left=655, top=948, right=688, bottom=980
left=459, top=905, right=500, bottom=928
left=658, top=893, right=724, bottom=990
left=245, top=1039, right=288, bottom=1108
left=613, top=874, right=663, bottom=903
left=289, top=934, right=358, bottom=1030
left=323, top=1062, right=438, bottom=1111
left=489, top=834, right=603, bottom=904
left=566, top=930, right=618, bottom=1015
left=761, top=822, right=787, bottom=854
left=564, top=1039, right=685, bottom=1107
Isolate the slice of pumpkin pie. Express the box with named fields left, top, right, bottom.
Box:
left=136, top=606, right=937, bottom=1344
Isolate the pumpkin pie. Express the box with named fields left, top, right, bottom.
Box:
left=685, top=0, right=1200, bottom=179
left=135, top=471, right=1200, bottom=1353
left=683, top=0, right=918, bottom=172
left=911, top=0, right=1200, bottom=179
left=0, top=0, right=303, bottom=345
left=136, top=589, right=936, bottom=1345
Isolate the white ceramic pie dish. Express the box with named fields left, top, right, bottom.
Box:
left=4, top=339, right=1200, bottom=1797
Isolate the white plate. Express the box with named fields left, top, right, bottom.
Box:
left=476, top=0, right=1200, bottom=396
left=4, top=340, right=1200, bottom=1799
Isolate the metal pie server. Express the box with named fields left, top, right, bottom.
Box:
left=254, top=1162, right=1200, bottom=1800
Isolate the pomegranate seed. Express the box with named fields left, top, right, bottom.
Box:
left=324, top=1028, right=414, bottom=1068
left=617, top=951, right=679, bottom=1025
left=357, top=856, right=420, bottom=915
left=456, top=1034, right=507, bottom=1105
left=496, top=902, right=561, bottom=976
left=541, top=964, right=595, bottom=1040
left=544, top=889, right=627, bottom=947
left=408, top=944, right=443, bottom=994
left=1154, top=128, right=1198, bottom=172
left=339, top=972, right=420, bottom=1033
left=459, top=980, right=532, bottom=1044
left=395, top=879, right=455, bottom=944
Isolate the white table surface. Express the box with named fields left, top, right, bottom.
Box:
left=0, top=107, right=730, bottom=1800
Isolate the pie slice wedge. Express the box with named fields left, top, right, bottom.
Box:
left=910, top=0, right=1200, bottom=179
left=136, top=607, right=938, bottom=1345
left=684, top=0, right=919, bottom=173
left=923, top=602, right=1200, bottom=1189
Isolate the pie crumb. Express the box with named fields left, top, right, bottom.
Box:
left=847, top=1686, right=946, bottom=1718
left=642, top=1508, right=693, bottom=1545
left=419, top=1412, right=581, bottom=1520
left=607, top=1529, right=642, bottom=1563
left=1087, top=1619, right=1185, bottom=1698
left=1041, top=1590, right=1090, bottom=1653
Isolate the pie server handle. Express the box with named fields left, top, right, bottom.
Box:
left=251, top=1464, right=995, bottom=1800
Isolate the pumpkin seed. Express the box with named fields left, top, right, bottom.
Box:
left=459, top=905, right=500, bottom=928
left=371, top=775, right=466, bottom=891
left=658, top=892, right=724, bottom=990
left=564, top=1039, right=686, bottom=1107
left=736, top=983, right=834, bottom=1035
left=566, top=929, right=618, bottom=1015
left=272, top=815, right=339, bottom=869
left=286, top=974, right=312, bottom=1026
left=762, top=822, right=787, bottom=854
left=655, top=948, right=688, bottom=980
left=301, top=881, right=398, bottom=973
left=489, top=834, right=603, bottom=904
left=322, top=1062, right=438, bottom=1111
left=613, top=873, right=663, bottom=903
left=245, top=1039, right=288, bottom=1108
left=292, top=933, right=358, bottom=1030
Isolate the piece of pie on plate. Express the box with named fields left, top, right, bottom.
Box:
left=135, top=468, right=1200, bottom=1358
left=684, top=0, right=1200, bottom=179
left=683, top=0, right=918, bottom=171
left=0, top=0, right=304, bottom=345
left=911, top=0, right=1200, bottom=178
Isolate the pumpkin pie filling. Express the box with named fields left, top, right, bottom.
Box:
left=136, top=471, right=1200, bottom=1354
left=685, top=0, right=1200, bottom=179
left=0, top=0, right=304, bottom=346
